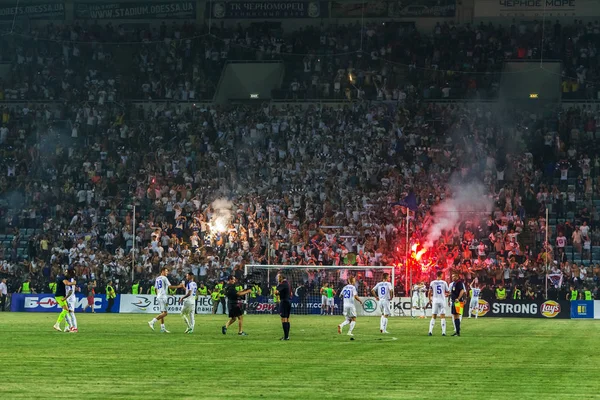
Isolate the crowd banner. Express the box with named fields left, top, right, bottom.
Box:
left=595, top=301, right=600, bottom=320
left=0, top=3, right=65, bottom=20
left=207, top=1, right=328, bottom=19
left=474, top=0, right=595, bottom=18
left=330, top=0, right=455, bottom=18
left=387, top=0, right=455, bottom=17
left=10, top=293, right=117, bottom=313
left=471, top=299, right=570, bottom=319
left=119, top=294, right=187, bottom=314
left=330, top=1, right=387, bottom=18
left=571, top=300, right=594, bottom=319
left=75, top=2, right=196, bottom=20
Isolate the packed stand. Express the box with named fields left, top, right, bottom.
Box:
left=1, top=96, right=600, bottom=302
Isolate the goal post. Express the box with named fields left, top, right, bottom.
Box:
left=244, top=265, right=395, bottom=316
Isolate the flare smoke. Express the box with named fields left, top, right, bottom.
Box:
left=210, top=198, right=234, bottom=233
left=424, top=181, right=493, bottom=248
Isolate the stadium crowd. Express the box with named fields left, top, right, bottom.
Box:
left=0, top=19, right=598, bottom=102
left=0, top=19, right=600, bottom=307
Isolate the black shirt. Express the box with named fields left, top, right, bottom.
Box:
left=55, top=275, right=67, bottom=297
left=225, top=284, right=240, bottom=304
left=451, top=280, right=465, bottom=301
left=276, top=280, right=291, bottom=302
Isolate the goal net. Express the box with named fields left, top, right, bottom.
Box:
left=244, top=265, right=395, bottom=316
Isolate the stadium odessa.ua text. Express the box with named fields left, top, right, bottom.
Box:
left=87, top=3, right=194, bottom=19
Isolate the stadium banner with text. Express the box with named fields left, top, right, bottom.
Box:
left=571, top=300, right=594, bottom=319
left=474, top=0, right=597, bottom=18
left=207, top=1, right=328, bottom=19
left=0, top=3, right=65, bottom=20
left=195, top=295, right=214, bottom=314
left=595, top=301, right=600, bottom=319
left=119, top=294, right=186, bottom=314
left=10, top=293, right=117, bottom=313
left=330, top=0, right=455, bottom=18
left=470, top=299, right=570, bottom=318
left=245, top=295, right=339, bottom=314
left=330, top=1, right=387, bottom=18
left=74, top=2, right=196, bottom=20
left=394, top=297, right=451, bottom=317
left=387, top=0, right=456, bottom=17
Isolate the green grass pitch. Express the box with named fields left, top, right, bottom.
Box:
left=1, top=313, right=598, bottom=400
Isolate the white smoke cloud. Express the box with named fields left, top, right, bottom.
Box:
left=210, top=198, right=234, bottom=233
left=424, top=180, right=493, bottom=248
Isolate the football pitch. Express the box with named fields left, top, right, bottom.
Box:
left=1, top=313, right=598, bottom=400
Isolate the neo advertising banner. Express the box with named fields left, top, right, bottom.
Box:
left=595, top=301, right=600, bottom=320
left=0, top=3, right=65, bottom=20
left=119, top=294, right=188, bottom=314
left=195, top=295, right=214, bottom=314
left=10, top=293, right=117, bottom=313
left=75, top=2, right=196, bottom=20
left=474, top=0, right=595, bottom=18
left=470, top=299, right=570, bottom=319
left=207, top=1, right=328, bottom=19
left=571, top=300, right=594, bottom=319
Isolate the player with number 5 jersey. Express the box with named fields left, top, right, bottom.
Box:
left=428, top=271, right=449, bottom=336
left=371, top=273, right=393, bottom=334
left=338, top=276, right=363, bottom=336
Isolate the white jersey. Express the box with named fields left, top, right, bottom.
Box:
left=471, top=287, right=481, bottom=299
left=66, top=278, right=77, bottom=306
left=184, top=281, right=197, bottom=303
left=340, top=284, right=358, bottom=307
left=429, top=279, right=449, bottom=302
left=155, top=275, right=171, bottom=299
left=373, top=281, right=393, bottom=301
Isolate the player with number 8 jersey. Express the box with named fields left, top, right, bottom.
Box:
left=371, top=273, right=393, bottom=334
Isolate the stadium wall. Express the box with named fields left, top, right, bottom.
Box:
left=2, top=0, right=458, bottom=32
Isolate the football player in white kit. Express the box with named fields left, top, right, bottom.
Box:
left=411, top=282, right=427, bottom=318
left=428, top=271, right=449, bottom=336
left=337, top=276, right=363, bottom=336
left=371, top=273, right=394, bottom=334
left=468, top=280, right=481, bottom=318
left=64, top=276, right=78, bottom=333
left=148, top=267, right=184, bottom=333
left=179, top=272, right=198, bottom=333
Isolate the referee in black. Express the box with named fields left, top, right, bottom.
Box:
left=276, top=274, right=292, bottom=340
left=450, top=273, right=467, bottom=336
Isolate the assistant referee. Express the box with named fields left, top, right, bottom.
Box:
left=276, top=274, right=292, bottom=340
left=450, top=273, right=466, bottom=337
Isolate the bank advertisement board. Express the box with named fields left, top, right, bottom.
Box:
left=10, top=293, right=116, bottom=313
left=571, top=300, right=594, bottom=319
left=207, top=1, right=328, bottom=19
